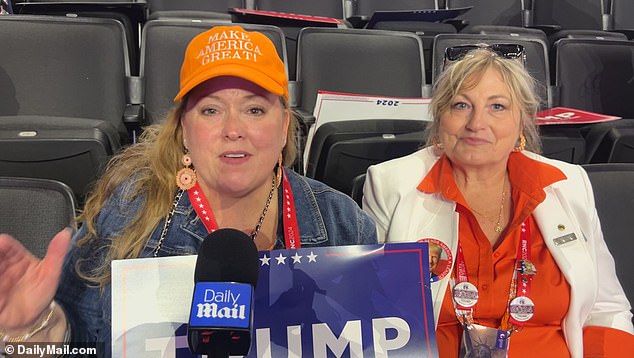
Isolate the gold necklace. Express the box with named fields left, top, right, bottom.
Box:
left=470, top=176, right=507, bottom=233
left=250, top=174, right=277, bottom=240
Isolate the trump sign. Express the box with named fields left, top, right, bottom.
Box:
left=111, top=243, right=437, bottom=357
left=251, top=243, right=437, bottom=357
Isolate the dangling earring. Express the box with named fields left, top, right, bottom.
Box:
left=513, top=133, right=526, bottom=152
left=276, top=153, right=283, bottom=186
left=432, top=136, right=444, bottom=151
left=176, top=149, right=197, bottom=190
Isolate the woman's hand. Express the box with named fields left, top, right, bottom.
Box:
left=0, top=229, right=71, bottom=331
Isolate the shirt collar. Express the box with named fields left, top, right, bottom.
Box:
left=417, top=151, right=567, bottom=205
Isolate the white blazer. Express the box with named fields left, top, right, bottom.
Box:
left=363, top=147, right=633, bottom=358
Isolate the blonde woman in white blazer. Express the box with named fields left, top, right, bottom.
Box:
left=363, top=46, right=634, bottom=357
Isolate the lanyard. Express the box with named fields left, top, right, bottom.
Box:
left=188, top=168, right=301, bottom=249
left=505, top=220, right=536, bottom=329
left=452, top=217, right=535, bottom=330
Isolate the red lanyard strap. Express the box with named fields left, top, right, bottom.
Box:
left=453, top=245, right=478, bottom=312
left=453, top=218, right=536, bottom=328
left=508, top=220, right=536, bottom=327
left=187, top=168, right=302, bottom=249
left=280, top=169, right=301, bottom=249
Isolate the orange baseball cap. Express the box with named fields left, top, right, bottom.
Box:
left=174, top=25, right=288, bottom=102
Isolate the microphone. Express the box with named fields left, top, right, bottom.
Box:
left=187, top=228, right=260, bottom=357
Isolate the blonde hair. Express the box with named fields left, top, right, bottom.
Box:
left=425, top=48, right=542, bottom=153
left=76, top=97, right=297, bottom=286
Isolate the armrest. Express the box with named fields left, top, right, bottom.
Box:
left=292, top=109, right=315, bottom=175
left=346, top=15, right=369, bottom=29
left=123, top=104, right=145, bottom=143
left=442, top=19, right=469, bottom=32
left=528, top=24, right=562, bottom=37
left=609, top=29, right=634, bottom=40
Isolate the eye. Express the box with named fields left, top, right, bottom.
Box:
left=452, top=101, right=470, bottom=110
left=247, top=106, right=265, bottom=115
left=201, top=107, right=217, bottom=115
left=491, top=103, right=506, bottom=111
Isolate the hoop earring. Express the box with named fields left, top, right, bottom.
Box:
left=432, top=136, right=444, bottom=151
left=276, top=153, right=283, bottom=186
left=176, top=149, right=197, bottom=190
left=513, top=134, right=526, bottom=152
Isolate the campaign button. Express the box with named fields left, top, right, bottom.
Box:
left=453, top=282, right=479, bottom=308
left=509, top=296, right=535, bottom=322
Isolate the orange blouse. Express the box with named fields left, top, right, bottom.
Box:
left=418, top=152, right=633, bottom=357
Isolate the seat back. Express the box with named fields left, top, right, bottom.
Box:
left=255, top=0, right=344, bottom=19
left=353, top=0, right=437, bottom=17
left=146, top=0, right=244, bottom=13
left=296, top=27, right=427, bottom=115
left=582, top=163, right=634, bottom=307
left=554, top=38, right=634, bottom=119
left=140, top=19, right=288, bottom=124
left=583, top=118, right=634, bottom=163
left=462, top=25, right=548, bottom=44
left=432, top=33, right=552, bottom=107
left=548, top=29, right=627, bottom=46
left=614, top=0, right=634, bottom=30
left=305, top=120, right=428, bottom=195
left=0, top=15, right=131, bottom=140
left=0, top=176, right=77, bottom=259
left=370, top=21, right=457, bottom=85
left=539, top=125, right=586, bottom=164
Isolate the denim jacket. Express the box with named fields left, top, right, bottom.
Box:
left=55, top=169, right=377, bottom=357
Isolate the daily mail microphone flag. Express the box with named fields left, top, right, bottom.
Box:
left=111, top=243, right=438, bottom=357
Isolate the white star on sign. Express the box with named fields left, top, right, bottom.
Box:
left=291, top=252, right=302, bottom=263
left=259, top=254, right=271, bottom=266
left=275, top=253, right=287, bottom=265
left=307, top=251, right=318, bottom=262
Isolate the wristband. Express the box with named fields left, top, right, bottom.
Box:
left=0, top=301, right=56, bottom=343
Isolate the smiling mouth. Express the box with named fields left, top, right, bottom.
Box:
left=223, top=153, right=247, bottom=158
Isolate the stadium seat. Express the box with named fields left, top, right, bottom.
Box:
left=305, top=120, right=428, bottom=195
left=611, top=0, right=634, bottom=39
left=0, top=15, right=131, bottom=201
left=462, top=25, right=548, bottom=44
left=370, top=21, right=457, bottom=85
left=552, top=38, right=634, bottom=119
left=0, top=176, right=77, bottom=258
left=12, top=0, right=146, bottom=75
left=582, top=163, right=634, bottom=309
left=145, top=0, right=243, bottom=21
left=255, top=0, right=344, bottom=19
left=296, top=27, right=428, bottom=124
left=295, top=27, right=428, bottom=172
left=350, top=173, right=366, bottom=207
left=582, top=119, right=634, bottom=164
left=539, top=125, right=587, bottom=164
left=350, top=0, right=438, bottom=19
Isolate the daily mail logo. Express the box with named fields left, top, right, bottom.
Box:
left=188, top=282, right=252, bottom=329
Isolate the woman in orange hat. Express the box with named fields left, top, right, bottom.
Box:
left=0, top=26, right=377, bottom=356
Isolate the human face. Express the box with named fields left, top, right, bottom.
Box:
left=429, top=245, right=441, bottom=271
left=438, top=67, right=521, bottom=171
left=181, top=76, right=289, bottom=198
